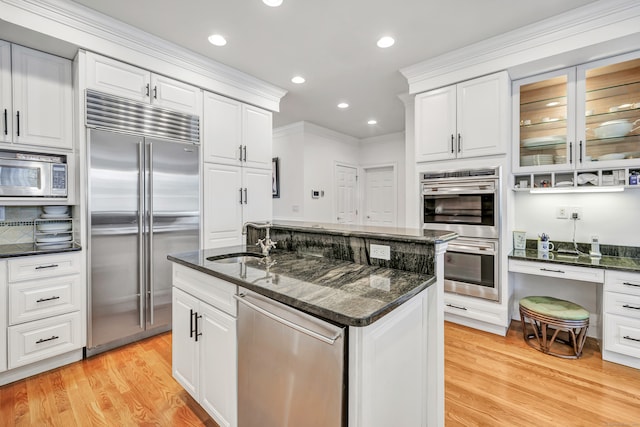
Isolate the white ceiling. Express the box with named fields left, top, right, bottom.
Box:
left=68, top=0, right=598, bottom=139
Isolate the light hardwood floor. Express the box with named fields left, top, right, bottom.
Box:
left=1, top=321, right=639, bottom=426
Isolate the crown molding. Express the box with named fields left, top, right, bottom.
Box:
left=302, top=122, right=359, bottom=145
left=360, top=132, right=405, bottom=145
left=273, top=122, right=305, bottom=139
left=400, top=0, right=640, bottom=94
left=0, top=0, right=287, bottom=111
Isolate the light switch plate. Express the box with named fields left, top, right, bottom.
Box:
left=370, top=244, right=390, bottom=260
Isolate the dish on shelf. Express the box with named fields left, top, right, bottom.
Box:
left=598, top=153, right=626, bottom=161
left=35, top=242, right=73, bottom=249
left=576, top=173, right=598, bottom=185
left=521, top=154, right=554, bottom=166
left=40, top=213, right=71, bottom=219
left=553, top=155, right=566, bottom=164
left=521, top=136, right=566, bottom=148
left=37, top=222, right=72, bottom=232
left=43, top=206, right=69, bottom=215
left=625, top=151, right=640, bottom=159
left=555, top=181, right=574, bottom=187
left=592, top=119, right=639, bottom=139
left=36, top=235, right=73, bottom=243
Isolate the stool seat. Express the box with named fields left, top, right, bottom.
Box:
left=519, top=295, right=590, bottom=359
left=519, top=296, right=589, bottom=321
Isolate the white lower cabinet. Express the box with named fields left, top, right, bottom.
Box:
left=0, top=261, right=6, bottom=373
left=2, top=251, right=83, bottom=377
left=172, top=264, right=237, bottom=427
left=603, top=270, right=640, bottom=369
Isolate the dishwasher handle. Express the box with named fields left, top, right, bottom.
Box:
left=234, top=293, right=343, bottom=345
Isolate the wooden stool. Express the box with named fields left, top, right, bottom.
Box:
left=519, top=296, right=589, bottom=359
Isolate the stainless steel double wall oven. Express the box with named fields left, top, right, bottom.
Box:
left=421, top=167, right=501, bottom=301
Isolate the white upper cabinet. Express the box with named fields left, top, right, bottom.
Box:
left=242, top=104, right=272, bottom=170
left=85, top=52, right=202, bottom=116
left=0, top=41, right=12, bottom=144
left=203, top=91, right=272, bottom=170
left=2, top=44, right=72, bottom=150
left=203, top=92, right=243, bottom=165
left=415, top=71, right=509, bottom=162
left=513, top=50, right=640, bottom=173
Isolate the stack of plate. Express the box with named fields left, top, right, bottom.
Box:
left=521, top=154, right=554, bottom=166
left=554, top=155, right=566, bottom=164
left=40, top=205, right=70, bottom=219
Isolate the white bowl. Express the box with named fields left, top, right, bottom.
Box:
left=43, top=206, right=69, bottom=214
left=594, top=120, right=632, bottom=139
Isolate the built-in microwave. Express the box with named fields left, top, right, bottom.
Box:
left=0, top=150, right=67, bottom=197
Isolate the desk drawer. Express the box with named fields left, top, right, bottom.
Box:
left=604, top=314, right=640, bottom=359
left=509, top=259, right=604, bottom=283
left=9, top=275, right=82, bottom=325
left=605, top=270, right=640, bottom=297
left=8, top=311, right=82, bottom=369
left=604, top=292, right=640, bottom=320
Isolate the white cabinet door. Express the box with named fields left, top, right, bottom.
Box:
left=415, top=85, right=456, bottom=162
left=199, top=302, right=237, bottom=427
left=242, top=104, right=272, bottom=170
left=11, top=45, right=72, bottom=149
left=203, top=163, right=243, bottom=249
left=0, top=41, right=11, bottom=144
left=242, top=167, right=272, bottom=225
left=85, top=51, right=150, bottom=102
left=203, top=92, right=242, bottom=165
left=172, top=287, right=200, bottom=400
left=457, top=71, right=508, bottom=158
left=150, top=74, right=202, bottom=116
left=0, top=261, right=6, bottom=373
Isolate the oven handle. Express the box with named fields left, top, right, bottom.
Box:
left=422, top=187, right=496, bottom=195
left=447, top=243, right=496, bottom=254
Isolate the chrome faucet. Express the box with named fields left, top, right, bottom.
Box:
left=242, top=221, right=277, bottom=256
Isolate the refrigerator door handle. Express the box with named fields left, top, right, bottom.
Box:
left=138, top=141, right=145, bottom=330
left=148, top=141, right=155, bottom=326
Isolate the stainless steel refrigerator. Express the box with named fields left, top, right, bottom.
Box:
left=87, top=128, right=200, bottom=356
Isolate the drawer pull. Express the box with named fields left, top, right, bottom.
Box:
left=623, top=336, right=640, bottom=343
left=622, top=304, right=640, bottom=310
left=36, top=296, right=61, bottom=303
left=36, top=335, right=60, bottom=344
left=540, top=268, right=565, bottom=274
left=623, top=282, right=640, bottom=288
left=35, top=264, right=59, bottom=270
left=446, top=303, right=467, bottom=311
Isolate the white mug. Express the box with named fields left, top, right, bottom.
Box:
left=538, top=240, right=554, bottom=253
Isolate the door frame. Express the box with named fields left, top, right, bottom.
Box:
left=333, top=162, right=359, bottom=224
left=361, top=162, right=398, bottom=227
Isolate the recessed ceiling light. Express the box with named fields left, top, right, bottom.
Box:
left=291, top=76, right=305, bottom=84
left=377, top=36, right=395, bottom=48
left=337, top=102, right=349, bottom=109
left=367, top=119, right=377, bottom=125
left=263, top=0, right=283, bottom=6
left=208, top=34, right=227, bottom=46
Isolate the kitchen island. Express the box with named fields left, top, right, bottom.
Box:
left=168, top=221, right=456, bottom=427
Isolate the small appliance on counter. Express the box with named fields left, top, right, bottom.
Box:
left=590, top=235, right=602, bottom=258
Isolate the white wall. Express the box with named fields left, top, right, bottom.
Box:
left=513, top=191, right=640, bottom=247
left=272, top=122, right=405, bottom=225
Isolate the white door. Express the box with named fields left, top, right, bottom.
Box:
left=242, top=167, right=272, bottom=224
left=242, top=104, right=272, bottom=170
left=335, top=165, right=358, bottom=224
left=415, top=85, right=457, bottom=162
left=12, top=45, right=72, bottom=149
left=199, top=302, right=237, bottom=427
left=202, top=92, right=243, bottom=166
left=85, top=51, right=150, bottom=103
left=151, top=74, right=202, bottom=116
left=0, top=41, right=11, bottom=144
left=171, top=288, right=199, bottom=400
left=364, top=166, right=395, bottom=226
left=202, top=163, right=243, bottom=249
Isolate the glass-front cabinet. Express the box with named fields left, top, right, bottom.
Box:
left=513, top=50, right=640, bottom=180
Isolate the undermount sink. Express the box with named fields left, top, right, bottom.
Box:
left=207, top=252, right=266, bottom=264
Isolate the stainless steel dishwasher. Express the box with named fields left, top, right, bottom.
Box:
left=235, top=290, right=345, bottom=427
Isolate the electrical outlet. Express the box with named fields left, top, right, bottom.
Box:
left=570, top=207, right=583, bottom=220
left=370, top=244, right=391, bottom=260
left=556, top=206, right=568, bottom=219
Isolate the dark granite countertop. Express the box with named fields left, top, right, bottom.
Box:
left=0, top=243, right=82, bottom=258
left=271, top=220, right=458, bottom=244
left=169, top=245, right=436, bottom=327
left=509, top=249, right=640, bottom=273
